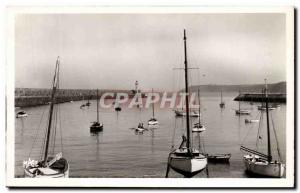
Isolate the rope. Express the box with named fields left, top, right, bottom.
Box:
left=255, top=112, right=264, bottom=150
left=40, top=106, right=52, bottom=160
left=28, top=107, right=46, bottom=158
left=171, top=118, right=177, bottom=150
left=59, top=104, right=64, bottom=155
left=240, top=112, right=261, bottom=146
left=270, top=112, right=282, bottom=162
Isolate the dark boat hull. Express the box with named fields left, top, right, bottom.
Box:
left=90, top=125, right=103, bottom=132
left=208, top=154, right=231, bottom=163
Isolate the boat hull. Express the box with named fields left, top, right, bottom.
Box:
left=245, top=119, right=260, bottom=123
left=148, top=120, right=158, bottom=125
left=175, top=110, right=200, bottom=117
left=235, top=110, right=251, bottom=115
left=16, top=114, right=28, bottom=118
left=208, top=154, right=231, bottom=163
left=192, top=126, right=206, bottom=132
left=243, top=157, right=285, bottom=177
left=90, top=124, right=103, bottom=132
left=24, top=158, right=69, bottom=178
left=169, top=154, right=207, bottom=177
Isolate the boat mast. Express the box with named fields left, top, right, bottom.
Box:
left=238, top=90, right=241, bottom=111
left=43, top=56, right=60, bottom=165
left=183, top=29, right=191, bottom=151
left=198, top=88, right=201, bottom=124
left=265, top=79, right=272, bottom=162
left=97, top=89, right=99, bottom=122
left=221, top=90, right=223, bottom=103
left=152, top=88, right=155, bottom=118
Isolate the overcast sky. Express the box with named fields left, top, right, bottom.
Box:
left=15, top=13, right=286, bottom=91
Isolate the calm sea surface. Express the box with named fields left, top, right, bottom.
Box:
left=15, top=92, right=286, bottom=178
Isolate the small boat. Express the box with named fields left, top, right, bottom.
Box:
left=80, top=104, right=86, bottom=109
left=148, top=88, right=159, bottom=125
left=235, top=90, right=251, bottom=115
left=114, top=101, right=122, bottom=111
left=85, top=94, right=91, bottom=106
left=148, top=118, right=158, bottom=125
left=219, top=90, right=225, bottom=108
left=90, top=89, right=103, bottom=132
left=90, top=121, right=103, bottom=132
left=245, top=119, right=260, bottom=123
left=257, top=105, right=275, bottom=111
left=208, top=153, right=231, bottom=163
left=23, top=56, right=69, bottom=178
left=241, top=80, right=285, bottom=178
left=135, top=122, right=146, bottom=132
left=192, top=89, right=206, bottom=133
left=235, top=109, right=251, bottom=115
left=115, top=106, right=121, bottom=111
left=272, top=104, right=281, bottom=108
left=192, top=122, right=206, bottom=132
left=167, top=30, right=207, bottom=178
left=16, top=110, right=28, bottom=118
left=175, top=110, right=200, bottom=117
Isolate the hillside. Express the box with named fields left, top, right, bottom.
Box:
left=188, top=81, right=286, bottom=93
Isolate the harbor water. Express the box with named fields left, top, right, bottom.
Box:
left=15, top=92, right=286, bottom=178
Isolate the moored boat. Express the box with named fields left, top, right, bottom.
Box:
left=240, top=79, right=285, bottom=178
left=245, top=119, right=260, bottom=123
left=148, top=88, right=159, bottom=125
left=192, top=89, right=206, bottom=133
left=208, top=153, right=231, bottom=163
left=236, top=90, right=251, bottom=115
left=23, top=56, right=69, bottom=178
left=167, top=30, right=207, bottom=178
left=90, top=89, right=103, bottom=132
left=16, top=110, right=28, bottom=118
left=175, top=110, right=200, bottom=117
left=219, top=90, right=225, bottom=108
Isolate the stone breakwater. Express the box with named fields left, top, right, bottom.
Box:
left=14, top=88, right=150, bottom=107
left=234, top=93, right=286, bottom=103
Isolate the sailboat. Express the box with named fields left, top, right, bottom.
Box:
left=85, top=93, right=91, bottom=106
left=219, top=90, right=225, bottom=108
left=90, top=89, right=103, bottom=132
left=235, top=90, right=251, bottom=115
left=80, top=95, right=86, bottom=109
left=114, top=102, right=122, bottom=112
left=192, top=89, right=206, bottom=132
left=257, top=89, right=275, bottom=111
left=175, top=109, right=200, bottom=117
left=23, top=56, right=69, bottom=178
left=240, top=80, right=285, bottom=177
left=167, top=30, right=207, bottom=177
left=148, top=88, right=158, bottom=125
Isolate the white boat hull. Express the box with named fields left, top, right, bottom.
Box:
left=24, top=167, right=69, bottom=178
left=148, top=120, right=158, bottom=125
left=24, top=157, right=69, bottom=178
left=169, top=154, right=207, bottom=177
left=245, top=119, right=260, bottom=123
left=192, top=126, right=206, bottom=132
left=16, top=114, right=28, bottom=118
left=243, top=156, right=285, bottom=177
left=236, top=110, right=251, bottom=115
left=175, top=110, right=200, bottom=117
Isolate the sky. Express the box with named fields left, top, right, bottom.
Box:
left=15, top=13, right=286, bottom=91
